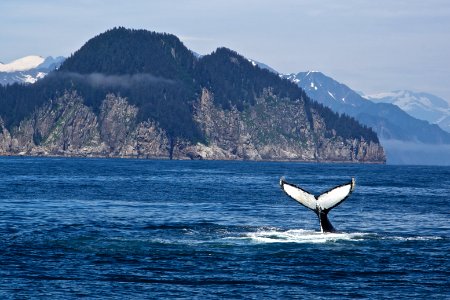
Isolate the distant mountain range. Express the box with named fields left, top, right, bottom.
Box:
left=365, top=90, right=450, bottom=134
left=0, top=56, right=65, bottom=85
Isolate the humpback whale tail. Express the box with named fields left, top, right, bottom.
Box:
left=279, top=177, right=356, bottom=233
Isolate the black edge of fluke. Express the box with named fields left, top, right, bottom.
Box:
left=279, top=177, right=356, bottom=233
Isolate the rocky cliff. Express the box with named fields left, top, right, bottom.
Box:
left=0, top=90, right=385, bottom=162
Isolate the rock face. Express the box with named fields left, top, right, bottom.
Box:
left=0, top=89, right=385, bottom=162
left=99, top=94, right=138, bottom=155
left=192, top=88, right=384, bottom=162
left=2, top=91, right=102, bottom=156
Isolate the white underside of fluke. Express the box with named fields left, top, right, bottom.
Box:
left=281, top=182, right=316, bottom=210
left=280, top=178, right=355, bottom=212
left=317, top=179, right=355, bottom=210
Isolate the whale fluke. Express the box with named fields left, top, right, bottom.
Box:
left=280, top=177, right=355, bottom=233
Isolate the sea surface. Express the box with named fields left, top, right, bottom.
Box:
left=0, top=157, right=449, bottom=299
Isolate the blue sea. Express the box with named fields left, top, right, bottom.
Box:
left=0, top=157, right=449, bottom=299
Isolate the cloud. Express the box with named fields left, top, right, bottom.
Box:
left=58, top=72, right=175, bottom=88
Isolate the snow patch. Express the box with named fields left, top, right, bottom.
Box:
left=327, top=91, right=336, bottom=100
left=0, top=55, right=45, bottom=72
left=23, top=74, right=37, bottom=84
left=247, top=59, right=257, bottom=67
left=364, top=91, right=401, bottom=100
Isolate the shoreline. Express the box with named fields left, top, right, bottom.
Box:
left=0, top=152, right=386, bottom=164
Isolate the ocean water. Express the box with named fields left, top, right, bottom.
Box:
left=0, top=157, right=448, bottom=299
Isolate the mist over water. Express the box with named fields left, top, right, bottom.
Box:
left=382, top=139, right=450, bottom=165
left=0, top=158, right=448, bottom=299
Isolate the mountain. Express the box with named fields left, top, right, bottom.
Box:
left=247, top=59, right=279, bottom=74
left=283, top=71, right=450, bottom=164
left=365, top=90, right=450, bottom=134
left=0, top=27, right=384, bottom=163
left=0, top=56, right=65, bottom=85
left=283, top=72, right=367, bottom=111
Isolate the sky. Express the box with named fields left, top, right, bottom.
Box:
left=1, top=0, right=449, bottom=100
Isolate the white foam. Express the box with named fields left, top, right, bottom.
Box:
left=386, top=236, right=443, bottom=241
left=234, top=228, right=367, bottom=244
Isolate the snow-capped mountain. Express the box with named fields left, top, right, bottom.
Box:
left=0, top=55, right=45, bottom=72
left=283, top=71, right=366, bottom=111
left=0, top=55, right=65, bottom=85
left=365, top=90, right=450, bottom=134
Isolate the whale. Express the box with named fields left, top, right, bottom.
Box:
left=279, top=177, right=355, bottom=233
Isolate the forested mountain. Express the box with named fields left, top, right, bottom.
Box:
left=0, top=28, right=384, bottom=162
left=196, top=48, right=306, bottom=110
left=1, top=28, right=201, bottom=143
